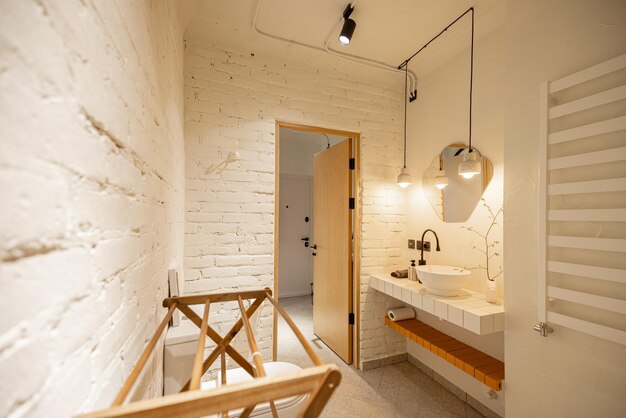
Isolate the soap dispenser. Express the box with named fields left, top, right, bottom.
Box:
left=409, top=260, right=417, bottom=281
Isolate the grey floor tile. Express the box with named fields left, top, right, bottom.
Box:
left=276, top=295, right=488, bottom=418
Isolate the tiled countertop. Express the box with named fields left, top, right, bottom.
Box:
left=370, top=274, right=504, bottom=335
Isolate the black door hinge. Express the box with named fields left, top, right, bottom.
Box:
left=349, top=158, right=355, bottom=170
left=349, top=198, right=355, bottom=209
left=348, top=313, right=355, bottom=325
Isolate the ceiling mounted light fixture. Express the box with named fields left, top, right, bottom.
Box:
left=457, top=8, right=482, bottom=180
left=397, top=64, right=413, bottom=188
left=338, top=3, right=356, bottom=46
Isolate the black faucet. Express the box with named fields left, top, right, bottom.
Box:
left=419, top=229, right=441, bottom=265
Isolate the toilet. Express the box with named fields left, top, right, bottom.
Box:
left=164, top=315, right=307, bottom=417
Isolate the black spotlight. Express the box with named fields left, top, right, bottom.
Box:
left=338, top=4, right=356, bottom=46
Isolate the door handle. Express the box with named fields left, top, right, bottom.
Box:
left=301, top=237, right=309, bottom=241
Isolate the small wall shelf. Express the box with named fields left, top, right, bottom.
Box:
left=370, top=274, right=504, bottom=335
left=385, top=317, right=504, bottom=391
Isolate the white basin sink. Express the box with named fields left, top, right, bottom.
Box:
left=416, top=265, right=471, bottom=296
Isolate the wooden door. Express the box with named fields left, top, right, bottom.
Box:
left=312, top=138, right=353, bottom=364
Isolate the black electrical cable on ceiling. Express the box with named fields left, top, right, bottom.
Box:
left=397, top=8, right=476, bottom=154
left=397, top=7, right=474, bottom=70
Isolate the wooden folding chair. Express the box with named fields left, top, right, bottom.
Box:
left=77, top=288, right=341, bottom=418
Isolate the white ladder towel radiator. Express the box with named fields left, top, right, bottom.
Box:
left=537, top=53, right=626, bottom=345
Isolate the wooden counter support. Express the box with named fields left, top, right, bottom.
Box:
left=385, top=317, right=504, bottom=391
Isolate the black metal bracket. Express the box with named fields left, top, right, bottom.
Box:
left=342, top=3, right=354, bottom=20
left=348, top=313, right=355, bottom=325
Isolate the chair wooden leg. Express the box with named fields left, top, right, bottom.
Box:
left=177, top=304, right=255, bottom=377
left=239, top=405, right=256, bottom=418
left=112, top=303, right=178, bottom=406
left=178, top=297, right=266, bottom=391
left=190, top=300, right=211, bottom=391
left=298, top=369, right=342, bottom=418
left=237, top=296, right=279, bottom=418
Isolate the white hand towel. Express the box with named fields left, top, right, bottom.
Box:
left=387, top=307, right=415, bottom=321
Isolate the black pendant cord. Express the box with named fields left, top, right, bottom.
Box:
left=403, top=64, right=408, bottom=168
left=468, top=8, right=474, bottom=153
left=397, top=7, right=475, bottom=153
left=398, top=7, right=474, bottom=70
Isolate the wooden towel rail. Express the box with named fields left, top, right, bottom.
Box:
left=77, top=288, right=341, bottom=418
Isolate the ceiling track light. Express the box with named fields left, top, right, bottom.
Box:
left=338, top=3, right=356, bottom=46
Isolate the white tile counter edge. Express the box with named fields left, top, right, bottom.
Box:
left=370, top=274, right=504, bottom=335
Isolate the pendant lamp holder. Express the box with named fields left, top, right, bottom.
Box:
left=342, top=3, right=354, bottom=20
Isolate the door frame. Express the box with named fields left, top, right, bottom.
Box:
left=274, top=121, right=361, bottom=368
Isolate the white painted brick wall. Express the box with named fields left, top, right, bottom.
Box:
left=184, top=42, right=408, bottom=367
left=0, top=1, right=185, bottom=416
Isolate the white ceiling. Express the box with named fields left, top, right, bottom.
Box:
left=184, top=0, right=505, bottom=79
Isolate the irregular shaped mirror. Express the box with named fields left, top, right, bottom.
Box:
left=422, top=144, right=493, bottom=222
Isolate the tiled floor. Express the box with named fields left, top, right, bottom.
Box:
left=276, top=295, right=486, bottom=418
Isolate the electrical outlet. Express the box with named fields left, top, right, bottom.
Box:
left=423, top=241, right=431, bottom=252
left=416, top=240, right=423, bottom=251
left=408, top=239, right=416, bottom=249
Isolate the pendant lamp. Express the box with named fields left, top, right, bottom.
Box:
left=458, top=9, right=482, bottom=180
left=432, top=154, right=448, bottom=189
left=458, top=152, right=481, bottom=179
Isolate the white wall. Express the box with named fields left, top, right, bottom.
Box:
left=279, top=129, right=345, bottom=177
left=400, top=9, right=506, bottom=413
left=278, top=175, right=312, bottom=298
left=183, top=41, right=407, bottom=366
left=0, top=1, right=187, bottom=416
left=403, top=0, right=505, bottom=347
left=503, top=1, right=626, bottom=416
left=405, top=21, right=505, bottom=298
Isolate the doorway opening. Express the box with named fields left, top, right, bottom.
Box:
left=274, top=122, right=361, bottom=367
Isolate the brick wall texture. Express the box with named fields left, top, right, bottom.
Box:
left=1, top=3, right=414, bottom=415
left=0, top=1, right=186, bottom=417
left=184, top=42, right=408, bottom=368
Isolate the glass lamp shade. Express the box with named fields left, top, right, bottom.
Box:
left=458, top=152, right=481, bottom=179
left=397, top=167, right=412, bottom=188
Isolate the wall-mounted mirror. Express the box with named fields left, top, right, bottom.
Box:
left=422, top=144, right=493, bottom=222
